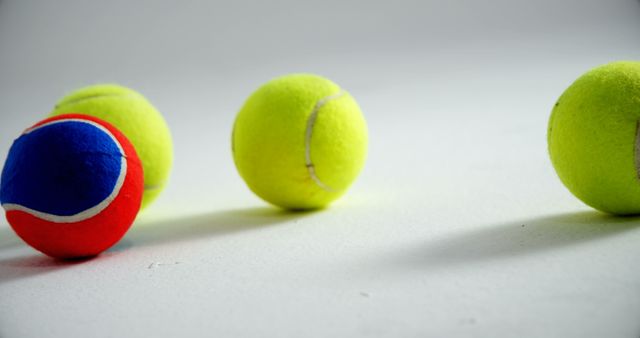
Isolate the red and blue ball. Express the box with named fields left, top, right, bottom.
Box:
left=0, top=114, right=143, bottom=258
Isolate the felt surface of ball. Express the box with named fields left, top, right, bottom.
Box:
left=0, top=114, right=143, bottom=258
left=548, top=61, right=640, bottom=215
left=50, top=84, right=172, bottom=210
left=232, top=74, right=368, bottom=209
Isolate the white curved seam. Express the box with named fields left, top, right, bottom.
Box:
left=54, top=93, right=137, bottom=109
left=3, top=118, right=127, bottom=223
left=305, top=90, right=345, bottom=192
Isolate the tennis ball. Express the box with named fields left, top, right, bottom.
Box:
left=548, top=61, right=640, bottom=215
left=50, top=84, right=172, bottom=210
left=0, top=114, right=143, bottom=258
left=232, top=74, right=368, bottom=210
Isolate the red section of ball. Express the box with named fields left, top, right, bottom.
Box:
left=5, top=114, right=143, bottom=259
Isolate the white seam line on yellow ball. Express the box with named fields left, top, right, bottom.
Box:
left=305, top=90, right=345, bottom=192
left=635, top=120, right=640, bottom=179
left=54, top=93, right=137, bottom=109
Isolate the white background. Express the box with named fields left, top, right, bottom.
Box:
left=1, top=1, right=640, bottom=337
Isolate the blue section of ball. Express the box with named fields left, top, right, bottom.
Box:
left=0, top=120, right=123, bottom=216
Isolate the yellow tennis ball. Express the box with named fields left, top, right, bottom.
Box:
left=548, top=61, right=640, bottom=215
left=50, top=84, right=173, bottom=210
left=232, top=74, right=368, bottom=210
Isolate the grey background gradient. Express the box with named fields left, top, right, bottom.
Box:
left=1, top=1, right=640, bottom=337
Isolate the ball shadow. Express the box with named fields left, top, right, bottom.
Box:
left=111, top=207, right=314, bottom=250
left=393, top=211, right=640, bottom=269
left=0, top=207, right=310, bottom=285
left=0, top=254, right=95, bottom=285
left=0, top=224, right=99, bottom=285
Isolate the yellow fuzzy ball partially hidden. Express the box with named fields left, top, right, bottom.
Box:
left=51, top=84, right=173, bottom=210
left=548, top=61, right=640, bottom=215
left=232, top=74, right=368, bottom=210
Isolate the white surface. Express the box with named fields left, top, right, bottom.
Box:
left=1, top=1, right=640, bottom=337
